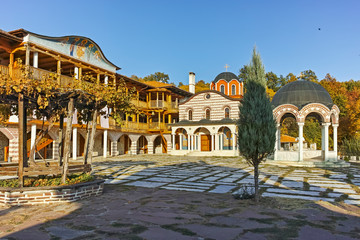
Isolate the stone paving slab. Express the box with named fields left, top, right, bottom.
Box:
left=92, top=155, right=360, bottom=205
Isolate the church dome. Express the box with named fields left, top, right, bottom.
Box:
left=271, top=80, right=334, bottom=109
left=213, top=72, right=240, bottom=83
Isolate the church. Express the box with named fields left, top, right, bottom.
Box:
left=170, top=71, right=243, bottom=156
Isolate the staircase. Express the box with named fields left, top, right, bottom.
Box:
left=27, top=137, right=53, bottom=157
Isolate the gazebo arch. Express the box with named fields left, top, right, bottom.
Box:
left=272, top=80, right=340, bottom=162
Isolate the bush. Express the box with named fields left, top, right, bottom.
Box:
left=342, top=137, right=360, bottom=158
left=232, top=184, right=255, bottom=200
left=0, top=173, right=95, bottom=188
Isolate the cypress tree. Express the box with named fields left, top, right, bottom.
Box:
left=237, top=47, right=276, bottom=202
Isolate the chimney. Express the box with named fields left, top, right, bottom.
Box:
left=189, top=72, right=195, bottom=94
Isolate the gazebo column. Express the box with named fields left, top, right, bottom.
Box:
left=321, top=125, right=325, bottom=158
left=322, top=123, right=330, bottom=161
left=298, top=122, right=304, bottom=162
left=332, top=123, right=339, bottom=160
left=277, top=124, right=281, bottom=150
left=274, top=124, right=280, bottom=160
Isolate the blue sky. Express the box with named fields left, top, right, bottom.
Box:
left=2, top=0, right=359, bottom=85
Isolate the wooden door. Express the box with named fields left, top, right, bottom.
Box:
left=79, top=135, right=85, bottom=156
left=201, top=135, right=211, bottom=151
left=124, top=136, right=129, bottom=154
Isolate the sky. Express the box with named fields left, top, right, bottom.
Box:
left=2, top=0, right=360, bottom=85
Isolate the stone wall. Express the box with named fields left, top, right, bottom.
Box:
left=0, top=180, right=104, bottom=206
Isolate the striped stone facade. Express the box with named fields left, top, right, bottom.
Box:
left=179, top=91, right=240, bottom=121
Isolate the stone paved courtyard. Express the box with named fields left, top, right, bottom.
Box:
left=93, top=155, right=360, bottom=205
left=0, top=155, right=360, bottom=239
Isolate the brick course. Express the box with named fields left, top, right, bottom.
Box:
left=0, top=180, right=104, bottom=206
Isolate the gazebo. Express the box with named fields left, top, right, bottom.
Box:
left=271, top=80, right=341, bottom=163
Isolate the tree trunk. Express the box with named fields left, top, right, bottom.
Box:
left=88, top=109, right=98, bottom=164
left=18, top=93, right=27, bottom=187
left=28, top=117, right=56, bottom=165
left=59, top=115, right=64, bottom=166
left=61, top=98, right=74, bottom=184
left=83, top=122, right=91, bottom=164
left=254, top=162, right=260, bottom=203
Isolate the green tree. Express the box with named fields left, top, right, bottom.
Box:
left=285, top=73, right=297, bottom=84
left=304, top=117, right=321, bottom=148
left=300, top=70, right=318, bottom=82
left=266, top=71, right=280, bottom=91
left=238, top=65, right=251, bottom=84
left=237, top=48, right=276, bottom=202
left=279, top=74, right=287, bottom=87
left=143, top=72, right=170, bottom=83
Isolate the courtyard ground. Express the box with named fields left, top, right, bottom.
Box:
left=0, top=155, right=359, bottom=239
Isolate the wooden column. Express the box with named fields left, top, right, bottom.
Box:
left=137, top=91, right=139, bottom=106
left=25, top=44, right=30, bottom=66
left=57, top=59, right=61, bottom=85
left=97, top=73, right=100, bottom=84
left=9, top=53, right=14, bottom=77
left=158, top=112, right=160, bottom=128
left=18, top=93, right=27, bottom=187
left=162, top=92, right=164, bottom=107
left=79, top=67, right=82, bottom=80
left=156, top=92, right=159, bottom=107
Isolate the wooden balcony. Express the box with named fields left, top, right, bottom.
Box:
left=131, top=99, right=148, bottom=109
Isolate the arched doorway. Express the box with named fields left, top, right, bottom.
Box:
left=137, top=135, right=148, bottom=154
left=303, top=112, right=325, bottom=160
left=194, top=127, right=211, bottom=151
left=174, top=128, right=187, bottom=150
left=153, top=135, right=167, bottom=154
left=0, top=131, right=9, bottom=162
left=279, top=113, right=299, bottom=151
left=119, top=134, right=131, bottom=155
left=218, top=127, right=233, bottom=150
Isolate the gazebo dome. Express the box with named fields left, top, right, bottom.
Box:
left=213, top=72, right=240, bottom=83
left=272, top=80, right=334, bottom=110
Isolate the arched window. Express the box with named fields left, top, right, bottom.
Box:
left=220, top=85, right=225, bottom=94
left=188, top=110, right=193, bottom=120
left=205, top=109, right=210, bottom=120
left=231, top=85, right=236, bottom=95
left=225, top=108, right=230, bottom=118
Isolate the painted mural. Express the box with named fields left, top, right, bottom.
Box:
left=27, top=34, right=116, bottom=72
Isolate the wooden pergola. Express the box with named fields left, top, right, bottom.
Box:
left=0, top=88, right=101, bottom=186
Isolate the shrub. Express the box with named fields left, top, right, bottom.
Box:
left=0, top=173, right=95, bottom=188
left=232, top=184, right=255, bottom=200
left=342, top=137, right=360, bottom=158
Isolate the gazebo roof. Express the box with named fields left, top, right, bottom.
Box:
left=272, top=80, right=334, bottom=110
